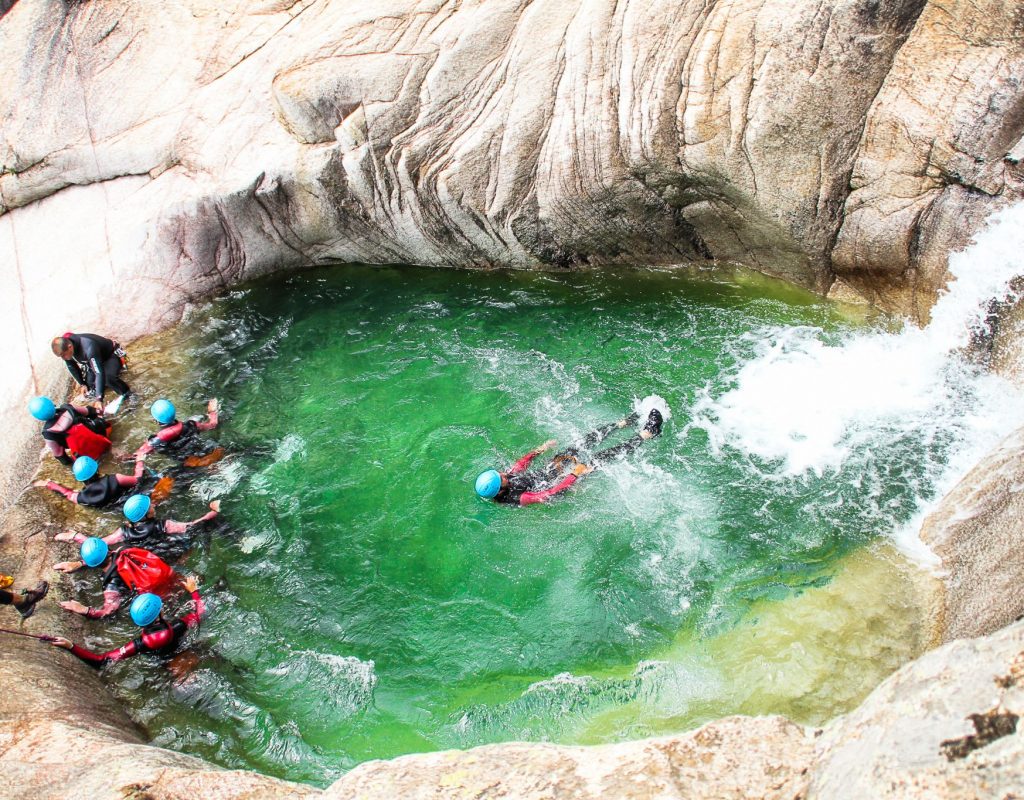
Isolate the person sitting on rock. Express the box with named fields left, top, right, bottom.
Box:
left=0, top=572, right=48, bottom=619
left=48, top=576, right=205, bottom=667
left=33, top=454, right=146, bottom=510
left=133, top=398, right=222, bottom=466
left=55, top=495, right=221, bottom=560
left=52, top=332, right=131, bottom=408
left=474, top=409, right=663, bottom=506
left=29, top=396, right=112, bottom=466
left=52, top=537, right=130, bottom=619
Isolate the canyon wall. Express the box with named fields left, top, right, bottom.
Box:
left=3, top=1, right=1024, bottom=797
left=3, top=0, right=1024, bottom=502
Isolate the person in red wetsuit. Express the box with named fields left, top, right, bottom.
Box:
left=48, top=576, right=205, bottom=666
left=476, top=409, right=664, bottom=506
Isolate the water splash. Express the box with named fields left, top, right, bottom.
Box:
left=692, top=202, right=1024, bottom=562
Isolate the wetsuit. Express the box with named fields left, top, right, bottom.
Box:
left=494, top=449, right=580, bottom=506
left=494, top=413, right=660, bottom=506
left=80, top=557, right=132, bottom=619
left=41, top=403, right=111, bottom=465
left=69, top=590, right=205, bottom=666
left=43, top=473, right=140, bottom=509
left=118, top=518, right=193, bottom=562
left=146, top=419, right=211, bottom=461
left=63, top=332, right=129, bottom=399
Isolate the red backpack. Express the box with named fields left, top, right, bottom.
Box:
left=115, top=548, right=179, bottom=598
left=66, top=421, right=112, bottom=460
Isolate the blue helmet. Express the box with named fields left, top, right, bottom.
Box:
left=80, top=537, right=109, bottom=568
left=130, top=593, right=163, bottom=627
left=475, top=469, right=503, bottom=498
left=28, top=396, right=56, bottom=421
left=150, top=399, right=176, bottom=425
left=72, top=455, right=99, bottom=482
left=123, top=494, right=152, bottom=523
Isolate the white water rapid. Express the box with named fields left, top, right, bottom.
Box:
left=692, top=202, right=1024, bottom=565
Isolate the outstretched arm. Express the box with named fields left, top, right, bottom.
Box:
left=196, top=398, right=220, bottom=431
left=509, top=439, right=557, bottom=475
left=50, top=635, right=140, bottom=667
left=519, top=462, right=591, bottom=506
left=60, top=589, right=123, bottom=619
left=34, top=480, right=79, bottom=504
left=177, top=577, right=206, bottom=627
left=164, top=501, right=220, bottom=535
left=134, top=423, right=183, bottom=458
left=115, top=457, right=146, bottom=486
left=519, top=474, right=578, bottom=506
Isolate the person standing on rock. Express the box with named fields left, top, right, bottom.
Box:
left=0, top=573, right=48, bottom=619
left=52, top=332, right=131, bottom=409
left=48, top=576, right=205, bottom=666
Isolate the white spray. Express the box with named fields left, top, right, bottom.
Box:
left=692, top=202, right=1024, bottom=562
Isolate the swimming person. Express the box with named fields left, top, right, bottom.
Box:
left=48, top=576, right=205, bottom=666
left=133, top=398, right=222, bottom=465
left=52, top=537, right=129, bottom=619
left=0, top=573, right=48, bottom=619
left=475, top=408, right=664, bottom=506
left=33, top=454, right=146, bottom=510
left=51, top=332, right=130, bottom=407
left=29, top=396, right=112, bottom=466
left=54, top=495, right=221, bottom=558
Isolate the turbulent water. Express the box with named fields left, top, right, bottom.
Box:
left=71, top=206, right=1024, bottom=786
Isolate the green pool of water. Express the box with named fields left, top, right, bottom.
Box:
left=83, top=264, right=934, bottom=785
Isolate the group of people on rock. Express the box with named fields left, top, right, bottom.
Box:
left=5, top=329, right=666, bottom=680
left=2, top=331, right=224, bottom=669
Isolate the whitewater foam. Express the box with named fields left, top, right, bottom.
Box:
left=691, top=202, right=1024, bottom=563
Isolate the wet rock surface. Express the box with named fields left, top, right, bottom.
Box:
left=808, top=621, right=1024, bottom=800
left=920, top=426, right=1024, bottom=642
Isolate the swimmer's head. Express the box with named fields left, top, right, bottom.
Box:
left=475, top=469, right=503, bottom=499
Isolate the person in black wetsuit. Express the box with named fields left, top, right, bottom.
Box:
left=55, top=496, right=221, bottom=561
left=0, top=573, right=48, bottom=619
left=29, top=396, right=112, bottom=466
left=52, top=537, right=133, bottom=619
left=133, top=398, right=222, bottom=466
left=51, top=332, right=130, bottom=407
left=475, top=408, right=664, bottom=506
left=33, top=454, right=146, bottom=510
